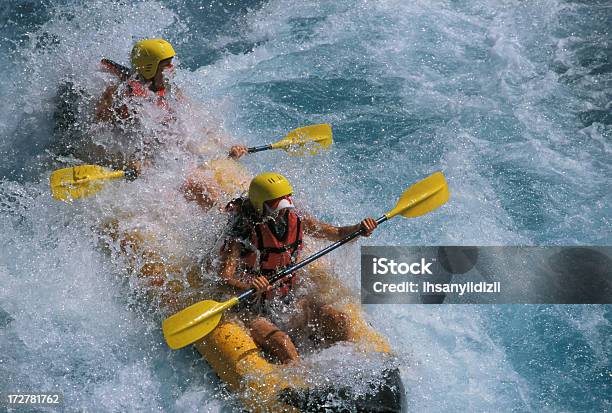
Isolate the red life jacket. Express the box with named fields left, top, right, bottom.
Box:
left=100, top=58, right=169, bottom=109
left=124, top=80, right=169, bottom=109
left=243, top=210, right=303, bottom=299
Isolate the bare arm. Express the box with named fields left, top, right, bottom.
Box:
left=95, top=84, right=119, bottom=122
left=302, top=214, right=378, bottom=241
left=219, top=239, right=270, bottom=293
left=219, top=239, right=249, bottom=290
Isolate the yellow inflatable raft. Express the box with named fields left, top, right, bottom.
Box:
left=102, top=158, right=405, bottom=412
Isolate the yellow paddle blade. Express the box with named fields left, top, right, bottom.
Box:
left=271, top=124, right=333, bottom=156
left=162, top=297, right=239, bottom=350
left=385, top=171, right=449, bottom=219
left=50, top=165, right=125, bottom=202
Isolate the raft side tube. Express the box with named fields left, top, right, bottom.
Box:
left=194, top=322, right=301, bottom=413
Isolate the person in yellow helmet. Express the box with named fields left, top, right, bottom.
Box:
left=96, top=38, right=177, bottom=124
left=218, top=173, right=378, bottom=364
left=94, top=38, right=248, bottom=174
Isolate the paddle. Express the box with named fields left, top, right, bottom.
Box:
left=247, top=124, right=332, bottom=156
left=49, top=125, right=332, bottom=202
left=50, top=164, right=138, bottom=202
left=100, top=58, right=132, bottom=80
left=162, top=171, right=450, bottom=349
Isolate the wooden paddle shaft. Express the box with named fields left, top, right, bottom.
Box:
left=236, top=214, right=388, bottom=303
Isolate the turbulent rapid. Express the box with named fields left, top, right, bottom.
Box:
left=1, top=0, right=610, bottom=412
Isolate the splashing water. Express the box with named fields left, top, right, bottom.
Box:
left=1, top=0, right=610, bottom=412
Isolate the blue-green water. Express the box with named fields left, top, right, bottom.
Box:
left=1, top=0, right=610, bottom=411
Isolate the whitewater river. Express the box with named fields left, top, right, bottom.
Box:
left=1, top=1, right=610, bottom=411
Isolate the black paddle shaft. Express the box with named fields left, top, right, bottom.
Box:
left=101, top=58, right=132, bottom=80
left=237, top=215, right=388, bottom=303
left=247, top=144, right=273, bottom=154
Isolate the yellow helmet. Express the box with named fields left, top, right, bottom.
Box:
left=248, top=172, right=293, bottom=214
left=131, top=38, right=176, bottom=80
